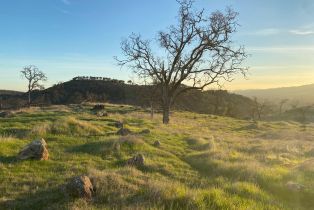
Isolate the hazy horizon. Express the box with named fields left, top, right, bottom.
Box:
left=0, top=0, right=313, bottom=91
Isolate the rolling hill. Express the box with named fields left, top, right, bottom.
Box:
left=0, top=90, right=23, bottom=96
left=235, top=83, right=314, bottom=105
left=0, top=78, right=255, bottom=119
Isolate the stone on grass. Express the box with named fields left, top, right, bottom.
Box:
left=286, top=181, right=304, bottom=191
left=66, top=175, right=94, bottom=200
left=114, top=121, right=124, bottom=128
left=117, top=128, right=132, bottom=136
left=108, top=121, right=123, bottom=128
left=126, top=154, right=145, bottom=167
left=139, top=129, right=150, bottom=134
left=17, top=138, right=49, bottom=160
left=0, top=111, right=14, bottom=118
left=245, top=122, right=258, bottom=130
left=96, top=111, right=108, bottom=117
left=153, top=140, right=161, bottom=147
left=91, top=104, right=105, bottom=111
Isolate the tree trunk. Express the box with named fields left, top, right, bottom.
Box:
left=162, top=104, right=170, bottom=124
left=161, top=87, right=171, bottom=124
left=28, top=91, right=31, bottom=107
left=150, top=101, right=154, bottom=119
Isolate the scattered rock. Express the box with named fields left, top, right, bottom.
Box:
left=153, top=140, right=161, bottom=147
left=17, top=138, right=49, bottom=160
left=126, top=154, right=145, bottom=167
left=139, top=129, right=150, bottom=134
left=108, top=121, right=123, bottom=128
left=66, top=175, right=94, bottom=200
left=91, top=104, right=105, bottom=111
left=117, top=128, right=132, bottom=136
left=0, top=111, right=14, bottom=118
left=286, top=181, right=304, bottom=191
left=245, top=123, right=258, bottom=130
left=96, top=111, right=108, bottom=117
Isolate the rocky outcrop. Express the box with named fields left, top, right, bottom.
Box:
left=17, top=138, right=49, bottom=160
left=66, top=175, right=94, bottom=200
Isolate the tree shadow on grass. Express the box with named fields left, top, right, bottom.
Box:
left=66, top=141, right=113, bottom=156
left=0, top=186, right=70, bottom=210
left=0, top=155, right=17, bottom=164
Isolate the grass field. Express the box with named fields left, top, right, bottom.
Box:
left=0, top=104, right=314, bottom=210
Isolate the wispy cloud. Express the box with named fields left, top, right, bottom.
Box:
left=248, top=46, right=314, bottom=53
left=61, top=0, right=71, bottom=5
left=244, top=28, right=280, bottom=36
left=290, top=29, right=314, bottom=35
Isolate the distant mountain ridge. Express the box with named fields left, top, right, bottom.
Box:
left=235, top=83, right=314, bottom=105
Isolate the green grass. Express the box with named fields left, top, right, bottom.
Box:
left=0, top=104, right=314, bottom=209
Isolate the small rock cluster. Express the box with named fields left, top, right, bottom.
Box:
left=17, top=138, right=49, bottom=160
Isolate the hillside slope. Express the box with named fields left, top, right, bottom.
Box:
left=0, top=90, right=23, bottom=96
left=235, top=83, right=314, bottom=105
left=1, top=78, right=254, bottom=119
left=0, top=104, right=314, bottom=209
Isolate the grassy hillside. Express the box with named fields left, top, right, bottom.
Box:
left=0, top=79, right=254, bottom=119
left=1, top=104, right=314, bottom=209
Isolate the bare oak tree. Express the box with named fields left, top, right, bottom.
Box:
left=117, top=0, right=248, bottom=124
left=21, top=65, right=47, bottom=106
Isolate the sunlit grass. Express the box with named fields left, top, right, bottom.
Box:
left=0, top=104, right=313, bottom=209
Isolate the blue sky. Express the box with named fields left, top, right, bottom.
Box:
left=0, top=0, right=313, bottom=91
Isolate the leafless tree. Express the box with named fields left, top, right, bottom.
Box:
left=20, top=65, right=47, bottom=107
left=117, top=0, right=248, bottom=124
left=278, top=99, right=289, bottom=116
left=251, top=97, right=273, bottom=121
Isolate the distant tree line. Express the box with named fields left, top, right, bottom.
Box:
left=72, top=76, right=125, bottom=84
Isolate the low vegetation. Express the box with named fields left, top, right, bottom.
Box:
left=0, top=104, right=314, bottom=209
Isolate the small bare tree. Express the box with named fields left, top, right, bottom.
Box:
left=21, top=65, right=47, bottom=107
left=251, top=97, right=273, bottom=121
left=278, top=99, right=289, bottom=116
left=117, top=0, right=248, bottom=124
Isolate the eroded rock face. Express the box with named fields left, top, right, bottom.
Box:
left=126, top=154, right=145, bottom=167
left=66, top=175, right=94, bottom=200
left=117, top=128, right=132, bottom=136
left=17, top=138, right=49, bottom=160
